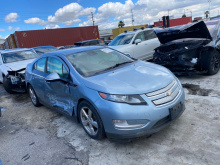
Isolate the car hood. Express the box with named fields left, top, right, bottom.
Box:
left=155, top=21, right=212, bottom=44
left=82, top=61, right=174, bottom=95
left=4, top=59, right=35, bottom=71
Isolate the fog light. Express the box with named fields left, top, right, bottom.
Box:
left=113, top=120, right=145, bottom=129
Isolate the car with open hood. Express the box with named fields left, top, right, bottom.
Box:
left=153, top=20, right=220, bottom=75
left=0, top=48, right=38, bottom=93
left=25, top=46, right=185, bottom=141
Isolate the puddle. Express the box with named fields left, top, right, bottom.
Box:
left=182, top=83, right=212, bottom=96
left=12, top=93, right=30, bottom=103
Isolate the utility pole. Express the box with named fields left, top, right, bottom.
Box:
left=168, top=9, right=169, bottom=16
left=91, top=12, right=95, bottom=26
left=131, top=9, right=134, bottom=26
left=208, top=0, right=211, bottom=18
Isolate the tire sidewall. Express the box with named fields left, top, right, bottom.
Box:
left=78, top=101, right=105, bottom=140
left=208, top=51, right=220, bottom=75
left=3, top=77, right=13, bottom=94
left=28, top=85, right=40, bottom=107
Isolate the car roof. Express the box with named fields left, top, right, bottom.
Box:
left=40, top=46, right=106, bottom=57
left=0, top=48, right=31, bottom=53
left=118, top=28, right=155, bottom=36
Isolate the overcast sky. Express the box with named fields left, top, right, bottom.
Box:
left=0, top=0, right=220, bottom=39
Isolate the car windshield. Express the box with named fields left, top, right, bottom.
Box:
left=205, top=21, right=219, bottom=37
left=109, top=34, right=134, bottom=46
left=1, top=50, right=38, bottom=63
left=34, top=47, right=57, bottom=55
left=66, top=48, right=134, bottom=77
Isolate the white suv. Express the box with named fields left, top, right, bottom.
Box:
left=108, top=28, right=160, bottom=60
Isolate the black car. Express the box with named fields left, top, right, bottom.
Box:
left=153, top=20, right=220, bottom=75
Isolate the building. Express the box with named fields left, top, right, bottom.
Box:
left=112, top=24, right=148, bottom=38
left=99, top=29, right=113, bottom=41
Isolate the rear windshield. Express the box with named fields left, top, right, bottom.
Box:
left=34, top=47, right=57, bottom=55
left=1, top=50, right=38, bottom=63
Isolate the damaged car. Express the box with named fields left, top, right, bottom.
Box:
left=0, top=48, right=38, bottom=93
left=26, top=46, right=185, bottom=141
left=153, top=20, right=220, bottom=75
left=32, top=46, right=57, bottom=56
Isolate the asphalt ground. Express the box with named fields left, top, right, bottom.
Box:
left=0, top=72, right=220, bottom=165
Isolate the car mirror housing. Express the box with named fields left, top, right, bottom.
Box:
left=135, top=39, right=141, bottom=45
left=46, top=72, right=61, bottom=82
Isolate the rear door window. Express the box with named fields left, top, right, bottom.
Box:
left=47, top=57, right=69, bottom=79
left=34, top=58, right=46, bottom=72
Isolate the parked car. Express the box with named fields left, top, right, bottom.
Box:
left=0, top=48, right=38, bottom=93
left=73, top=39, right=105, bottom=47
left=153, top=20, right=220, bottom=75
left=108, top=28, right=160, bottom=60
left=25, top=46, right=185, bottom=141
left=32, top=46, right=57, bottom=56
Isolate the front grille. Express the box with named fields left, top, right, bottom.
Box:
left=146, top=79, right=180, bottom=106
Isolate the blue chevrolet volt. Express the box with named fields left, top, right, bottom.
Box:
left=25, top=46, right=185, bottom=141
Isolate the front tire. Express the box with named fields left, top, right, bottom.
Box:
left=3, top=77, right=13, bottom=94
left=28, top=85, right=41, bottom=107
left=201, top=50, right=220, bottom=75
left=78, top=101, right=105, bottom=140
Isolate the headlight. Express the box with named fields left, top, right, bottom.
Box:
left=99, top=92, right=147, bottom=105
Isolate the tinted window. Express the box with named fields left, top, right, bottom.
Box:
left=90, top=40, right=98, bottom=45
left=134, top=32, right=145, bottom=42
left=144, top=30, right=157, bottom=40
left=34, top=58, right=46, bottom=72
left=47, top=57, right=69, bottom=79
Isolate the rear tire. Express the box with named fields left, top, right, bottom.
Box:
left=28, top=85, right=41, bottom=107
left=201, top=50, right=220, bottom=75
left=3, top=77, right=14, bottom=94
left=78, top=101, right=105, bottom=140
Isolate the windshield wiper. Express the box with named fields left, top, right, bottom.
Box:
left=91, top=61, right=134, bottom=76
left=111, top=61, right=134, bottom=68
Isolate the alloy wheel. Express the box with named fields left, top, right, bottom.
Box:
left=29, top=87, right=37, bottom=105
left=80, top=107, right=98, bottom=136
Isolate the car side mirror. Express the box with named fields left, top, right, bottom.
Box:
left=135, top=39, right=141, bottom=45
left=46, top=72, right=61, bottom=82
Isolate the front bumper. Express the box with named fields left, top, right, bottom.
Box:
left=106, top=103, right=185, bottom=141
left=94, top=85, right=185, bottom=141
left=4, top=76, right=26, bottom=93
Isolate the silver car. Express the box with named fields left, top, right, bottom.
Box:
left=25, top=46, right=185, bottom=141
